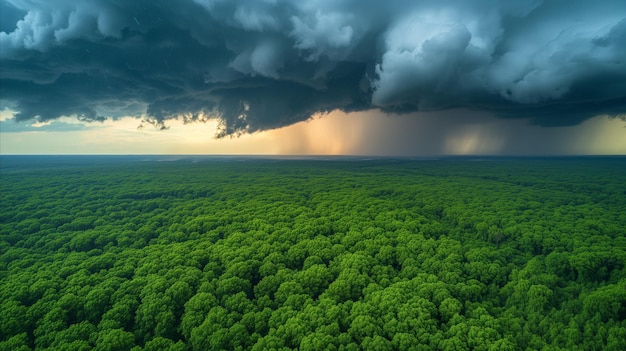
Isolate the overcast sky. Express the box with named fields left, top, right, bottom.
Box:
left=1, top=0, right=625, bottom=155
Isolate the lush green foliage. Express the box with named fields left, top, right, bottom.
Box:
left=1, top=156, right=625, bottom=350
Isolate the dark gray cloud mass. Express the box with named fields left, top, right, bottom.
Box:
left=1, top=0, right=625, bottom=136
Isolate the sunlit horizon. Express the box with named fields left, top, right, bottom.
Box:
left=1, top=109, right=625, bottom=156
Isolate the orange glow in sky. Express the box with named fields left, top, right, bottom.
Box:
left=1, top=109, right=625, bottom=155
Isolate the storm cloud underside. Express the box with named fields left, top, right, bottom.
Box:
left=1, top=0, right=625, bottom=136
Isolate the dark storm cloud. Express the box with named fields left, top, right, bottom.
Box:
left=1, top=0, right=625, bottom=136
left=0, top=1, right=25, bottom=33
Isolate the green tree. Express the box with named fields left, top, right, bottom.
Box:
left=94, top=328, right=135, bottom=351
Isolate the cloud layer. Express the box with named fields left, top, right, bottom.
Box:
left=1, top=0, right=625, bottom=136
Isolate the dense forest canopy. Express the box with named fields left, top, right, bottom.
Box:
left=1, top=156, right=625, bottom=350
